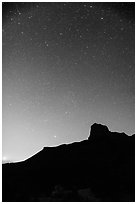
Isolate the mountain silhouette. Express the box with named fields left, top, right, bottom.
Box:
left=2, top=123, right=135, bottom=201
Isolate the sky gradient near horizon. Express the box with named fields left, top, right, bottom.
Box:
left=3, top=2, right=135, bottom=162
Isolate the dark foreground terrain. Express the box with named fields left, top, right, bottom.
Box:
left=2, top=123, right=135, bottom=201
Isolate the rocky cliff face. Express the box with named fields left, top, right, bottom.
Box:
left=88, top=123, right=109, bottom=141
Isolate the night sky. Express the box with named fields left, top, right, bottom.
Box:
left=2, top=2, right=135, bottom=162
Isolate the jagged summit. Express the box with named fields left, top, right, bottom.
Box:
left=88, top=123, right=109, bottom=141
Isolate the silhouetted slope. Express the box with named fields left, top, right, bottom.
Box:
left=2, top=123, right=135, bottom=201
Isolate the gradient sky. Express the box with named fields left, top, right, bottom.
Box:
left=2, top=2, right=135, bottom=162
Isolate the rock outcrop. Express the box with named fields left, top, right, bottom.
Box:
left=88, top=123, right=109, bottom=141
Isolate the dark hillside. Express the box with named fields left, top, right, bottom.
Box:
left=2, top=123, right=135, bottom=201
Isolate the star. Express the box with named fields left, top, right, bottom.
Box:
left=65, top=111, right=69, bottom=115
left=79, top=34, right=83, bottom=38
left=28, top=16, right=33, bottom=19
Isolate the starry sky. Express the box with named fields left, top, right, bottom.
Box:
left=2, top=2, right=135, bottom=162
